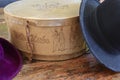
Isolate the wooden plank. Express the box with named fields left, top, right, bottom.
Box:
left=14, top=54, right=120, bottom=80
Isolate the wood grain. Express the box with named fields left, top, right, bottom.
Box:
left=13, top=54, right=120, bottom=80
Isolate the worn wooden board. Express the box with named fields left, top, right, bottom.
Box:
left=13, top=54, right=120, bottom=80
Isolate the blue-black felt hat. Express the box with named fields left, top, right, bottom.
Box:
left=80, top=0, right=120, bottom=72
left=0, top=0, right=17, bottom=7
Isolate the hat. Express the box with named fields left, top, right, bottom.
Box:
left=0, top=0, right=17, bottom=7
left=80, top=0, right=120, bottom=72
left=0, top=38, right=22, bottom=80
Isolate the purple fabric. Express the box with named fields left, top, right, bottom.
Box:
left=0, top=38, right=22, bottom=80
left=0, top=44, right=4, bottom=60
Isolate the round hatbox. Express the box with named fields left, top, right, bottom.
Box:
left=4, top=0, right=86, bottom=61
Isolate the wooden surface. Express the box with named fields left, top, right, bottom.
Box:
left=13, top=54, right=120, bottom=80
left=1, top=0, right=120, bottom=80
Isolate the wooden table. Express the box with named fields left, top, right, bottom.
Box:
left=13, top=53, right=120, bottom=80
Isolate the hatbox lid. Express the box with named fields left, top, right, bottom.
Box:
left=4, top=0, right=81, bottom=20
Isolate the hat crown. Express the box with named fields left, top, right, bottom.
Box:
left=97, top=0, right=120, bottom=49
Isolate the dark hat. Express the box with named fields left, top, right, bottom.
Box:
left=0, top=0, right=17, bottom=7
left=80, top=0, right=120, bottom=72
left=0, top=38, right=22, bottom=80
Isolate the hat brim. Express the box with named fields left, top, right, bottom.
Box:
left=0, top=38, right=22, bottom=79
left=80, top=0, right=120, bottom=72
left=0, top=0, right=17, bottom=7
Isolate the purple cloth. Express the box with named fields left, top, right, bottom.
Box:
left=0, top=38, right=22, bottom=80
